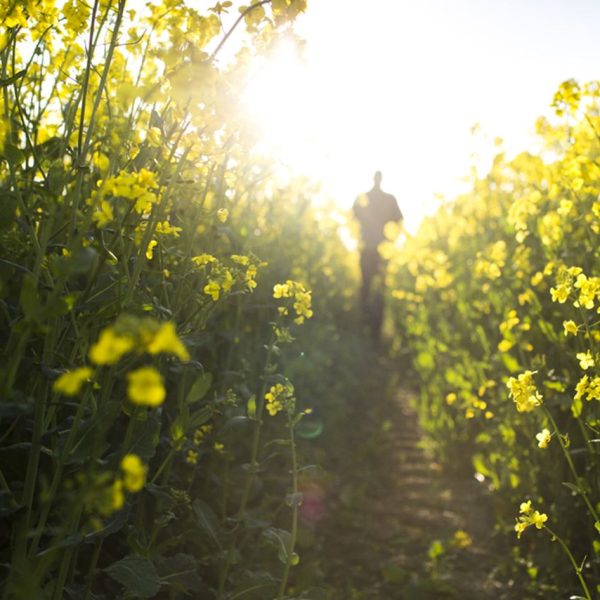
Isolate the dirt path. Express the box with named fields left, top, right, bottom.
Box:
left=317, top=376, right=526, bottom=599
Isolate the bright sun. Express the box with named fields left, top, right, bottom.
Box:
left=237, top=32, right=448, bottom=233
left=240, top=39, right=317, bottom=173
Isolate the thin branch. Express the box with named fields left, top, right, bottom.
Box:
left=208, top=0, right=271, bottom=63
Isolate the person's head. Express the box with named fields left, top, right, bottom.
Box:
left=373, top=171, right=382, bottom=188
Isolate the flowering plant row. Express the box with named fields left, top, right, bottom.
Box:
left=387, top=80, right=600, bottom=597
left=0, top=1, right=362, bottom=598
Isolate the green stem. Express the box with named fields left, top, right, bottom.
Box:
left=277, top=421, right=299, bottom=600
left=77, top=0, right=100, bottom=162
left=544, top=407, right=600, bottom=523
left=545, top=526, right=591, bottom=600
left=150, top=448, right=176, bottom=485
left=51, top=503, right=84, bottom=600
left=70, top=0, right=126, bottom=237
left=83, top=539, right=103, bottom=600
left=28, top=389, right=91, bottom=557
left=217, top=326, right=278, bottom=598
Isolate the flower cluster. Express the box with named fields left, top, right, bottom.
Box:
left=83, top=454, right=147, bottom=522
left=96, top=168, right=160, bottom=215
left=273, top=280, right=313, bottom=324
left=514, top=500, right=548, bottom=539
left=265, top=381, right=295, bottom=417
left=506, top=371, right=543, bottom=413
left=53, top=318, right=189, bottom=409
left=89, top=317, right=189, bottom=365
left=194, top=253, right=262, bottom=301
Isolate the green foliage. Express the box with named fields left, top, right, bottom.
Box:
left=388, top=79, right=600, bottom=597
left=0, top=1, right=359, bottom=598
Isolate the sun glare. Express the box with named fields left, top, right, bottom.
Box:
left=236, top=0, right=600, bottom=234
left=240, top=40, right=312, bottom=165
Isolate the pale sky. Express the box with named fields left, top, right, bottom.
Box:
left=239, top=0, right=600, bottom=231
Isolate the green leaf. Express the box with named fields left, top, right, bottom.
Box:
left=189, top=405, right=213, bottom=429
left=0, top=193, right=17, bottom=230
left=562, top=481, right=583, bottom=495
left=158, top=553, right=203, bottom=593
left=2, top=144, right=25, bottom=164
left=500, top=352, right=520, bottom=373
left=127, top=415, right=161, bottom=461
left=105, top=555, right=161, bottom=598
left=262, top=527, right=291, bottom=564
left=192, top=499, right=222, bottom=549
left=537, top=318, right=560, bottom=343
left=186, top=372, right=213, bottom=404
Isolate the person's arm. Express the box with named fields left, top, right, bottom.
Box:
left=390, top=195, right=403, bottom=223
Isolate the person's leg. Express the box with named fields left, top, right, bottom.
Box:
left=360, top=250, right=375, bottom=317
left=369, top=256, right=384, bottom=341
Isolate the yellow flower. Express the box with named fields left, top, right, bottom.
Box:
left=498, top=339, right=513, bottom=353
left=293, top=290, right=313, bottom=323
left=535, top=428, right=551, bottom=449
left=53, top=367, right=94, bottom=396
left=204, top=281, right=221, bottom=301
left=221, top=269, right=234, bottom=292
left=231, top=254, right=249, bottom=265
left=89, top=327, right=134, bottom=365
left=575, top=375, right=589, bottom=401
left=563, top=320, right=578, bottom=336
left=147, top=322, right=190, bottom=361
left=194, top=424, right=213, bottom=445
left=550, top=284, right=570, bottom=303
left=557, top=199, right=573, bottom=216
left=519, top=501, right=532, bottom=514
left=446, top=392, right=457, bottom=405
left=92, top=151, right=110, bottom=173
left=587, top=377, right=600, bottom=401
left=531, top=272, right=544, bottom=286
left=127, top=366, right=166, bottom=407
left=531, top=510, right=548, bottom=529
left=265, top=383, right=286, bottom=416
left=515, top=501, right=548, bottom=539
left=5, top=5, right=28, bottom=28
left=120, top=454, right=147, bottom=492
left=574, top=274, right=600, bottom=309
left=515, top=521, right=528, bottom=539
left=145, top=239, right=158, bottom=260
left=451, top=530, right=472, bottom=549
left=192, top=254, right=217, bottom=266
left=576, top=351, right=595, bottom=370
left=273, top=283, right=291, bottom=298
left=155, top=220, right=182, bottom=237
left=507, top=371, right=543, bottom=413
left=216, top=208, right=229, bottom=223
left=186, top=450, right=198, bottom=465
left=92, top=200, right=114, bottom=228
left=575, top=375, right=600, bottom=402
left=112, top=479, right=125, bottom=511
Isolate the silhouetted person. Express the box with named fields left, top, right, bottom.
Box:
left=353, top=171, right=403, bottom=340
